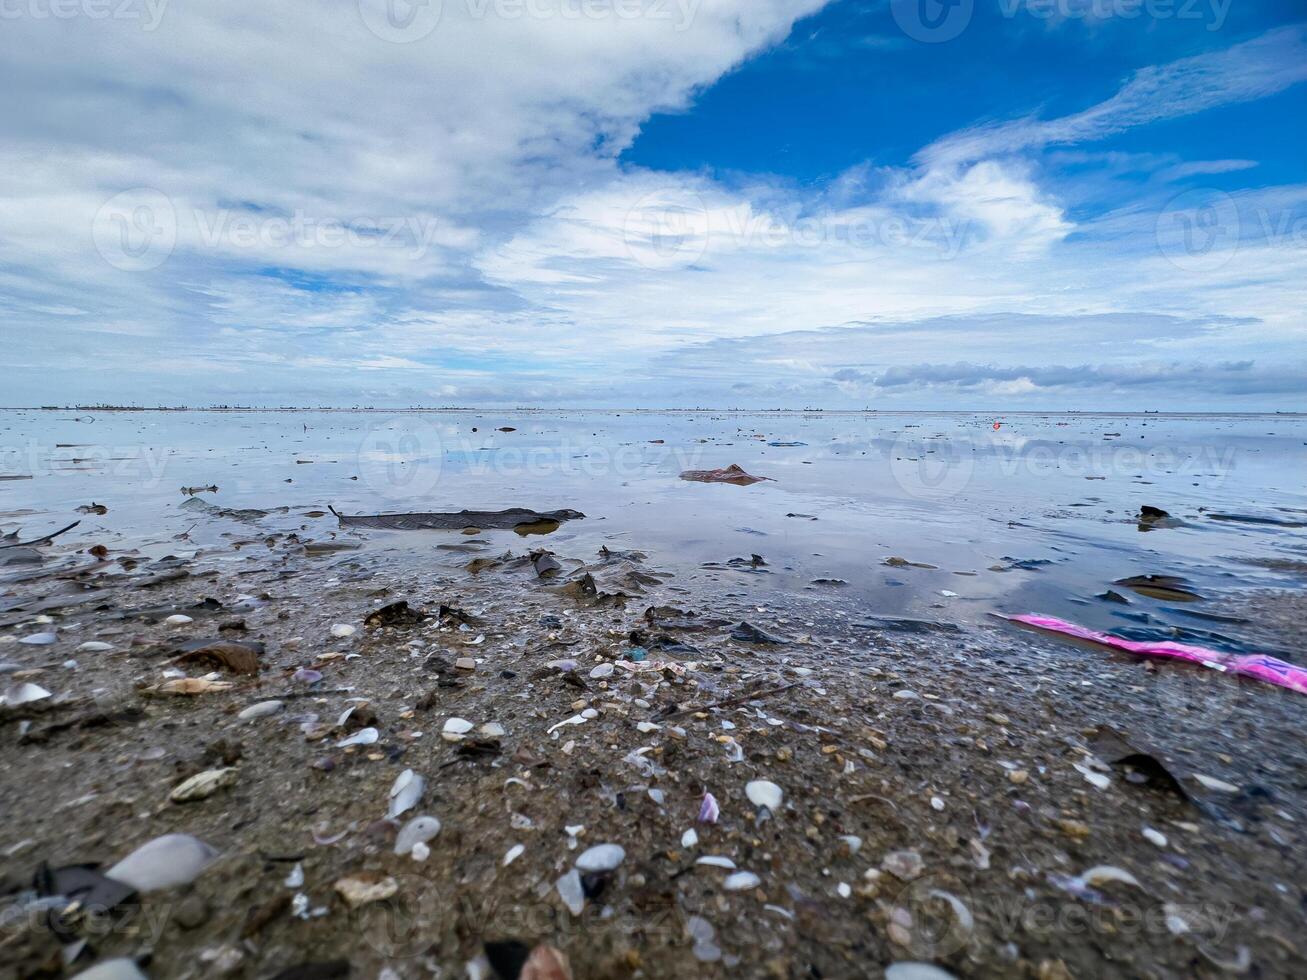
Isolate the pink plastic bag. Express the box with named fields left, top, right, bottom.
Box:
left=1001, top=613, right=1307, bottom=696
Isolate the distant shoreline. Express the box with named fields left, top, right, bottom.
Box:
left=1, top=406, right=1303, bottom=418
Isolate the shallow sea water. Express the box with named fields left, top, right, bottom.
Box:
left=2, top=408, right=1305, bottom=654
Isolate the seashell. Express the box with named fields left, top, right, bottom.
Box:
left=575, top=843, right=625, bottom=873
left=589, top=663, right=614, bottom=679
left=387, top=769, right=424, bottom=818
left=170, top=768, right=238, bottom=803
left=19, top=632, right=57, bottom=645
left=330, top=624, right=356, bottom=638
left=70, top=959, right=149, bottom=980
left=503, top=843, right=525, bottom=866
left=337, top=727, right=379, bottom=747
left=334, top=873, right=397, bottom=908
left=882, top=850, right=925, bottom=882
left=885, top=965, right=959, bottom=980
left=2, top=682, right=52, bottom=706
left=555, top=869, right=584, bottom=915
left=239, top=700, right=284, bottom=721
left=164, top=615, right=193, bottom=626
left=723, top=871, right=761, bottom=891
left=696, top=856, right=736, bottom=869
left=698, top=792, right=720, bottom=823
left=478, top=721, right=505, bottom=737
left=77, top=641, right=114, bottom=652
left=681, top=828, right=699, bottom=849
left=395, top=816, right=442, bottom=856
left=1079, top=865, right=1142, bottom=889
left=442, top=717, right=474, bottom=741
left=106, top=834, right=219, bottom=892
left=745, top=780, right=783, bottom=811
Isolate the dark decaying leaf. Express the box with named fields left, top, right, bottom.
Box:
left=329, top=506, right=584, bottom=531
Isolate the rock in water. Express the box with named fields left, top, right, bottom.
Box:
left=106, top=834, right=219, bottom=892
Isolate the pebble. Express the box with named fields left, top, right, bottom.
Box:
left=174, top=893, right=211, bottom=929
left=1008, top=769, right=1029, bottom=785
left=575, top=843, right=625, bottom=873
left=164, top=615, right=193, bottom=626
left=503, top=843, right=525, bottom=866
left=455, top=657, right=477, bottom=670
left=77, top=641, right=114, bottom=652
left=330, top=623, right=356, bottom=638
left=19, top=632, right=56, bottom=645
left=893, top=689, right=919, bottom=700
left=1143, top=827, right=1168, bottom=848
left=170, top=768, right=238, bottom=803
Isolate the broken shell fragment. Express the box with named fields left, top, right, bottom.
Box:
left=338, top=727, right=379, bottom=747
left=723, top=871, right=761, bottom=891
left=170, top=767, right=238, bottom=803
left=239, top=700, right=284, bottom=721
left=334, top=873, right=398, bottom=907
left=330, top=623, right=356, bottom=638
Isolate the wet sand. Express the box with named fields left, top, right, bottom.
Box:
left=3, top=514, right=1307, bottom=979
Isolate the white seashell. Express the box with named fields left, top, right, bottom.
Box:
left=1193, top=773, right=1239, bottom=793
left=170, top=768, right=238, bottom=803
left=1080, top=865, right=1142, bottom=889
left=442, top=717, right=475, bottom=738
left=885, top=965, right=959, bottom=980
left=70, top=959, right=149, bottom=980
left=395, top=815, right=442, bottom=855
left=337, top=727, right=379, bottom=747
left=19, top=632, right=56, bottom=645
left=696, top=856, right=736, bottom=869
left=239, top=700, right=284, bottom=721
left=839, top=835, right=863, bottom=854
left=882, top=850, right=925, bottom=881
left=636, top=721, right=660, bottom=733
left=575, top=843, right=625, bottom=873
left=411, top=841, right=430, bottom=862
left=2, top=682, right=52, bottom=706
left=478, top=722, right=505, bottom=737
left=1074, top=762, right=1111, bottom=790
left=334, top=874, right=397, bottom=908
left=106, top=834, right=219, bottom=892
left=503, top=843, right=525, bottom=866
left=681, top=828, right=699, bottom=849
left=164, top=615, right=193, bottom=626
left=388, top=769, right=425, bottom=819
left=1143, top=827, right=1167, bottom=848
left=893, top=689, right=918, bottom=700
left=581, top=707, right=599, bottom=720
left=556, top=869, right=584, bottom=915
left=589, top=663, right=614, bottom=678
left=77, top=641, right=114, bottom=652
left=547, top=714, right=586, bottom=735
left=723, top=871, right=761, bottom=891
left=745, top=780, right=783, bottom=811
left=284, top=863, right=304, bottom=888
left=330, top=624, right=356, bottom=638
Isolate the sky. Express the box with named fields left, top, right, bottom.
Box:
left=1, top=0, right=1304, bottom=409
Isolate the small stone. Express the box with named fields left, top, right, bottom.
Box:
left=77, top=641, right=114, bottom=652
left=1143, top=827, right=1167, bottom=848
left=1058, top=819, right=1091, bottom=842
left=681, top=828, right=699, bottom=849
left=1008, top=769, right=1029, bottom=785
left=20, top=632, right=57, bottom=645
left=893, top=689, right=919, bottom=700
left=986, top=712, right=1011, bottom=725
left=174, top=893, right=210, bottom=929
left=238, top=700, right=284, bottom=721
left=330, top=624, right=356, bottom=638
left=164, top=615, right=193, bottom=626
left=455, top=657, right=477, bottom=670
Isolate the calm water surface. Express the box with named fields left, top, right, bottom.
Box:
left=2, top=409, right=1305, bottom=653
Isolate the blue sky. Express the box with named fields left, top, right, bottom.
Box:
left=1, top=0, right=1304, bottom=408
